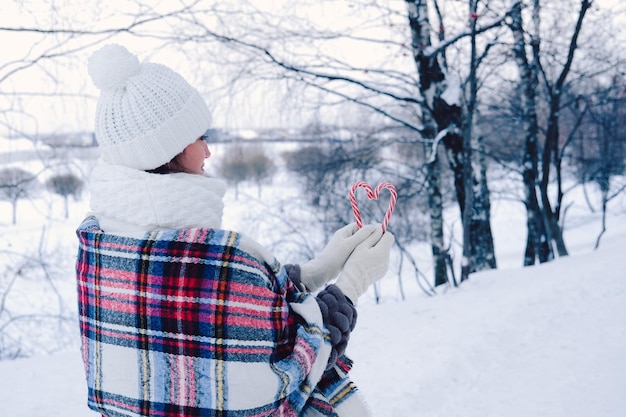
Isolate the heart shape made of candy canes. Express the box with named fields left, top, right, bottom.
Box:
left=349, top=181, right=397, bottom=233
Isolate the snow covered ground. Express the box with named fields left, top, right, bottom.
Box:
left=351, top=227, right=626, bottom=417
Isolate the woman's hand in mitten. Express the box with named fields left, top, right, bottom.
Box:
left=300, top=223, right=379, bottom=292
left=336, top=227, right=395, bottom=303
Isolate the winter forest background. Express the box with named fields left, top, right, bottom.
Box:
left=1, top=1, right=626, bottom=415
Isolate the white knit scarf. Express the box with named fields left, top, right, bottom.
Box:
left=88, top=163, right=227, bottom=233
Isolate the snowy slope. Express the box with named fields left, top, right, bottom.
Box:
left=1, top=222, right=624, bottom=417
left=350, top=230, right=626, bottom=417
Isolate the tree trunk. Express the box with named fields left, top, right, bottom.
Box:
left=541, top=97, right=569, bottom=257
left=408, top=0, right=496, bottom=283
left=460, top=0, right=477, bottom=282
left=538, top=0, right=591, bottom=259
left=471, top=137, right=497, bottom=271
left=425, top=151, right=448, bottom=287
left=407, top=0, right=449, bottom=287
left=510, top=0, right=553, bottom=265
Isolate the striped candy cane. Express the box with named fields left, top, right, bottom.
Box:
left=349, top=181, right=397, bottom=233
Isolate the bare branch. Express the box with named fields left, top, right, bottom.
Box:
left=425, top=1, right=521, bottom=59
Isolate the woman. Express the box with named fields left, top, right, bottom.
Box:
left=77, top=44, right=394, bottom=417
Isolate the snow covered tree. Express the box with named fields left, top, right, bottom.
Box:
left=406, top=0, right=510, bottom=282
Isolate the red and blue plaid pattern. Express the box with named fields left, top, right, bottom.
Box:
left=76, top=216, right=356, bottom=416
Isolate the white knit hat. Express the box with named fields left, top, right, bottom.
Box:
left=88, top=44, right=211, bottom=170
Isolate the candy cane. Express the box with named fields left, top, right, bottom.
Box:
left=350, top=181, right=397, bottom=233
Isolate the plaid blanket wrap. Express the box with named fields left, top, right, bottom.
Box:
left=76, top=216, right=358, bottom=416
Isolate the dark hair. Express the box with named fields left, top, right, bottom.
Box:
left=146, top=157, right=185, bottom=175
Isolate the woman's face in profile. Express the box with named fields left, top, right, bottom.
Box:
left=175, top=137, right=211, bottom=174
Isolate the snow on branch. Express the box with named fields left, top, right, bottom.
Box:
left=428, top=127, right=448, bottom=163
left=426, top=122, right=463, bottom=164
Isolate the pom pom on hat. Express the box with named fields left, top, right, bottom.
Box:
left=88, top=44, right=212, bottom=170
left=88, top=44, right=141, bottom=90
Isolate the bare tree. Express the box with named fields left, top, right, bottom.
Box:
left=405, top=0, right=450, bottom=286
left=283, top=140, right=383, bottom=229
left=0, top=226, right=75, bottom=360
left=247, top=146, right=277, bottom=198
left=46, top=173, right=84, bottom=219
left=509, top=0, right=551, bottom=265
left=507, top=0, right=599, bottom=264
left=568, top=75, right=626, bottom=248
left=405, top=0, right=513, bottom=283
left=0, top=167, right=38, bottom=225
left=217, top=144, right=277, bottom=198
left=538, top=0, right=593, bottom=258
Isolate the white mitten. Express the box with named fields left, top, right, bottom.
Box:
left=336, top=228, right=394, bottom=303
left=300, top=223, right=379, bottom=292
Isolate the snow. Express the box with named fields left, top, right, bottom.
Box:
left=1, top=166, right=625, bottom=416
left=440, top=78, right=463, bottom=107
left=0, top=136, right=50, bottom=166
left=351, top=233, right=626, bottom=417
